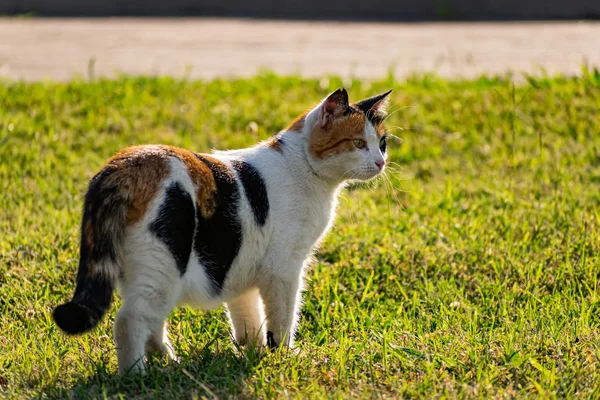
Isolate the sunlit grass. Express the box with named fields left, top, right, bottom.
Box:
left=1, top=70, right=600, bottom=398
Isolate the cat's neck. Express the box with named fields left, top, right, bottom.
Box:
left=215, top=128, right=343, bottom=199
left=269, top=129, right=342, bottom=195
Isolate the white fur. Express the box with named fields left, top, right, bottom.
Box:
left=113, top=95, right=387, bottom=374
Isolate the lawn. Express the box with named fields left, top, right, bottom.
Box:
left=1, top=71, right=600, bottom=399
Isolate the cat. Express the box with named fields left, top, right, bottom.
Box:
left=53, top=88, right=391, bottom=374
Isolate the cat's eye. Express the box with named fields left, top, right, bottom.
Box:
left=353, top=139, right=366, bottom=149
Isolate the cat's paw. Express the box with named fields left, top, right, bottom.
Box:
left=266, top=331, right=298, bottom=354
left=233, top=331, right=267, bottom=349
left=119, top=358, right=146, bottom=376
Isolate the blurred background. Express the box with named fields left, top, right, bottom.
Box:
left=1, top=1, right=599, bottom=81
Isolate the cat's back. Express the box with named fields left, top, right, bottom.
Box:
left=87, top=144, right=231, bottom=228
left=86, top=144, right=275, bottom=304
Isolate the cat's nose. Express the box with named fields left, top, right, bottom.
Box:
left=375, top=161, right=385, bottom=170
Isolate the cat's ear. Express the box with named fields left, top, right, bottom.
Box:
left=356, top=90, right=392, bottom=120
left=319, top=88, right=349, bottom=128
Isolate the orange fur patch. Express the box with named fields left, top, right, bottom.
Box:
left=265, top=136, right=283, bottom=152
left=164, top=147, right=218, bottom=219
left=103, top=145, right=171, bottom=226
left=98, top=144, right=224, bottom=226
left=309, top=112, right=367, bottom=159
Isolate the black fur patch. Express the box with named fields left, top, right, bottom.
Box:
left=367, top=113, right=384, bottom=126
left=356, top=90, right=392, bottom=125
left=232, top=160, right=269, bottom=226
left=84, top=165, right=126, bottom=265
left=53, top=274, right=114, bottom=334
left=193, top=154, right=242, bottom=293
left=379, top=135, right=387, bottom=154
left=150, top=181, right=196, bottom=275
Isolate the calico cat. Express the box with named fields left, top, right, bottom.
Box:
left=53, top=88, right=391, bottom=374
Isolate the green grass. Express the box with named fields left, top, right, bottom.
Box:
left=1, top=70, right=600, bottom=399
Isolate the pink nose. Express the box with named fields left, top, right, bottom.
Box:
left=375, top=161, right=385, bottom=170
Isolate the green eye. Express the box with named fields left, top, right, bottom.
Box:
left=353, top=139, right=366, bottom=149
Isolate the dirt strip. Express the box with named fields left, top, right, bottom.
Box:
left=1, top=18, right=599, bottom=81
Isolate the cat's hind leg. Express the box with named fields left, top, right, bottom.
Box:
left=114, top=169, right=196, bottom=374
left=226, top=287, right=267, bottom=347
left=114, top=235, right=183, bottom=375
left=145, top=321, right=178, bottom=361
left=113, top=301, right=150, bottom=375
left=114, top=273, right=180, bottom=374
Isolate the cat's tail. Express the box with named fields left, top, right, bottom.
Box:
left=53, top=166, right=127, bottom=334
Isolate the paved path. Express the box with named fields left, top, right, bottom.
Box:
left=1, top=19, right=599, bottom=81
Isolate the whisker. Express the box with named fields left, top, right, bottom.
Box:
left=385, top=166, right=403, bottom=173
left=385, top=126, right=405, bottom=132
left=382, top=172, right=404, bottom=212
left=386, top=161, right=405, bottom=170
left=341, top=170, right=362, bottom=226
left=382, top=101, right=401, bottom=118
left=384, top=170, right=410, bottom=194
left=384, top=169, right=403, bottom=178
left=382, top=173, right=395, bottom=216
left=383, top=105, right=416, bottom=123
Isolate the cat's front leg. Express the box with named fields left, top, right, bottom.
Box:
left=258, top=274, right=302, bottom=348
left=227, top=287, right=267, bottom=347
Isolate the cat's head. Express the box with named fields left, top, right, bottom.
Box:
left=294, top=88, right=392, bottom=183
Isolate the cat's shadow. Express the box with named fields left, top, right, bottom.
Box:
left=59, top=344, right=266, bottom=399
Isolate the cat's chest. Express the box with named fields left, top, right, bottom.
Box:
left=291, top=190, right=336, bottom=240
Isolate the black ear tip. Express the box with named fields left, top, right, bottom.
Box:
left=327, top=88, right=349, bottom=104
left=336, top=88, right=349, bottom=98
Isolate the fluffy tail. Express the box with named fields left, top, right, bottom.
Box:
left=53, top=166, right=128, bottom=334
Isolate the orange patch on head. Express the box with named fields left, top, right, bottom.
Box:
left=102, top=145, right=171, bottom=226
left=166, top=147, right=218, bottom=218
left=309, top=112, right=367, bottom=159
